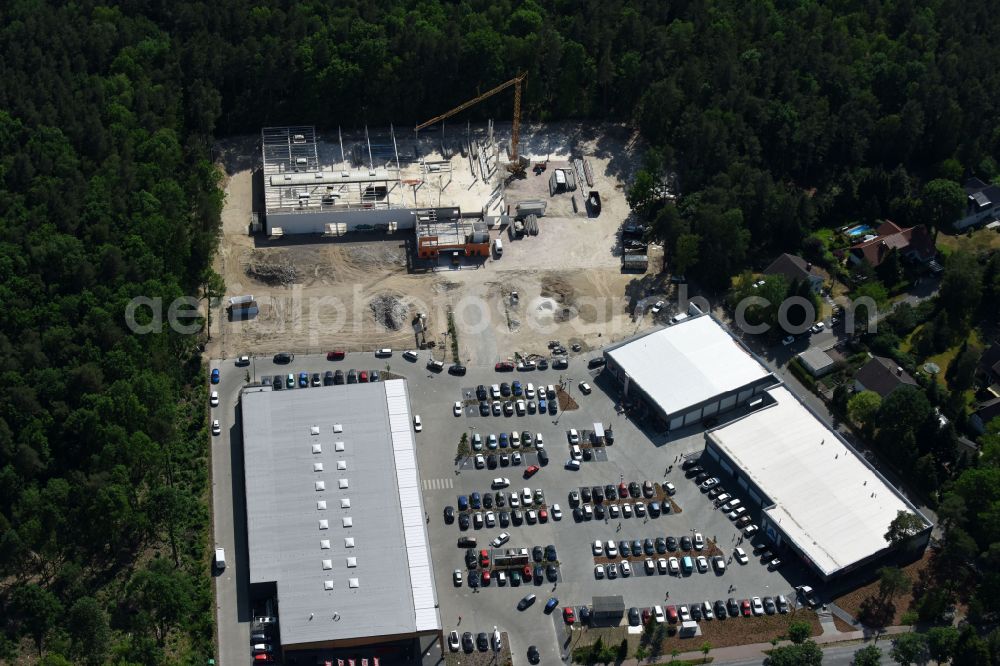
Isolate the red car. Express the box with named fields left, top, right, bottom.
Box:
left=538, top=509, right=548, bottom=523
left=482, top=570, right=491, bottom=585
left=524, top=465, right=540, bottom=478
left=563, top=607, right=576, bottom=624
left=618, top=482, right=628, bottom=497
left=642, top=608, right=652, bottom=624
left=741, top=599, right=752, bottom=616
left=523, top=564, right=532, bottom=580
left=666, top=605, right=679, bottom=623
left=495, top=361, right=514, bottom=372
left=327, top=350, right=345, bottom=360
left=359, top=370, right=369, bottom=382
left=480, top=550, right=490, bottom=567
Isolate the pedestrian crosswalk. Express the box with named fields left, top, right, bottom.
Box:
left=422, top=477, right=454, bottom=490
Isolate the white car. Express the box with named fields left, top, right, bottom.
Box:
left=729, top=507, right=747, bottom=520
left=668, top=557, right=680, bottom=575
left=606, top=541, right=618, bottom=557
left=593, top=540, right=604, bottom=556
left=810, top=321, right=825, bottom=334
left=622, top=503, right=632, bottom=518
left=474, top=454, right=485, bottom=469
left=516, top=400, right=526, bottom=415
left=702, top=601, right=714, bottom=620
left=237, top=354, right=250, bottom=366
left=693, top=532, right=704, bottom=550
left=497, top=570, right=507, bottom=585
left=210, top=390, right=219, bottom=407
left=579, top=382, right=592, bottom=395
left=491, top=384, right=502, bottom=398
left=534, top=434, right=544, bottom=449
left=485, top=511, right=496, bottom=527
left=512, top=452, right=522, bottom=465
left=679, top=605, right=691, bottom=622
left=714, top=494, right=732, bottom=507
left=454, top=401, right=463, bottom=416
left=522, top=487, right=533, bottom=503
left=609, top=504, right=619, bottom=518
left=781, top=335, right=795, bottom=346
left=620, top=560, right=632, bottom=576
left=645, top=558, right=656, bottom=574
left=664, top=482, right=676, bottom=495
left=375, top=348, right=393, bottom=357
left=525, top=383, right=535, bottom=398
left=511, top=431, right=521, bottom=447
left=472, top=433, right=483, bottom=450
left=713, top=555, right=726, bottom=572
left=594, top=564, right=605, bottom=579
left=752, top=596, right=765, bottom=615
left=453, top=569, right=463, bottom=586
left=448, top=630, right=460, bottom=651
left=565, top=459, right=581, bottom=470
left=525, top=509, right=537, bottom=524
left=403, top=350, right=419, bottom=362
left=722, top=498, right=742, bottom=512
left=509, top=493, right=520, bottom=508
left=492, top=477, right=511, bottom=489
left=212, top=419, right=221, bottom=435
left=567, top=429, right=580, bottom=444
left=657, top=557, right=668, bottom=574
left=551, top=504, right=562, bottom=520
left=651, top=300, right=664, bottom=314
left=654, top=605, right=666, bottom=623
left=490, top=532, right=510, bottom=547
left=744, top=524, right=759, bottom=537
left=583, top=504, right=593, bottom=519
left=413, top=415, right=422, bottom=432
left=735, top=547, right=749, bottom=565
left=492, top=400, right=502, bottom=415
left=696, top=556, right=709, bottom=572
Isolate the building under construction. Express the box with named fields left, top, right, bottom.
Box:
left=414, top=207, right=499, bottom=260
left=260, top=125, right=506, bottom=238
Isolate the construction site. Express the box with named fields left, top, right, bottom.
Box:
left=212, top=74, right=667, bottom=364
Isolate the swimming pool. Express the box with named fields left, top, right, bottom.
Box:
left=845, top=224, right=874, bottom=238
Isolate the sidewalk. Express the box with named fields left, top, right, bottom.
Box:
left=613, top=624, right=912, bottom=665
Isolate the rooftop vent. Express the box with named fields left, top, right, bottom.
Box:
left=335, top=441, right=345, bottom=451
left=310, top=426, right=320, bottom=435
left=322, top=559, right=333, bottom=570
left=324, top=580, right=334, bottom=590
left=342, top=517, right=353, bottom=527
left=346, top=557, right=357, bottom=568
left=339, top=479, right=349, bottom=489
left=317, top=500, right=327, bottom=510
left=340, top=499, right=351, bottom=508
left=337, top=461, right=347, bottom=470
left=345, top=537, right=355, bottom=548
left=312, top=444, right=322, bottom=454
left=320, top=540, right=331, bottom=549
left=333, top=424, right=343, bottom=433
left=349, top=578, right=359, bottom=589
left=315, top=481, right=326, bottom=491
left=314, top=462, right=324, bottom=472
left=292, top=133, right=305, bottom=143
left=319, top=520, right=329, bottom=530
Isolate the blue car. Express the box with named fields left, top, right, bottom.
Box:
left=470, top=492, right=481, bottom=509
left=499, top=433, right=509, bottom=448
left=299, top=372, right=308, bottom=387
left=458, top=495, right=469, bottom=511
left=512, top=381, right=522, bottom=396
left=544, top=597, right=559, bottom=613
left=211, top=368, right=220, bottom=384
left=538, top=398, right=547, bottom=412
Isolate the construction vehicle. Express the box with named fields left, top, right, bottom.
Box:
left=416, top=73, right=528, bottom=176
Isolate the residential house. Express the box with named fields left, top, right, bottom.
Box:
left=849, top=220, right=936, bottom=267
left=971, top=398, right=1000, bottom=434
left=853, top=355, right=918, bottom=398
left=977, top=343, right=1000, bottom=385
left=955, top=177, right=1000, bottom=231
left=763, top=253, right=827, bottom=293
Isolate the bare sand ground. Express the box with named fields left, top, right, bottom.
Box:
left=208, top=123, right=669, bottom=364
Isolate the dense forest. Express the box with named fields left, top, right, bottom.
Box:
left=2, top=0, right=1000, bottom=663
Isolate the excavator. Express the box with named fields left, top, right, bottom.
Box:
left=415, top=72, right=528, bottom=177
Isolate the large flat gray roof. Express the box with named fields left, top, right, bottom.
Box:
left=241, top=380, right=439, bottom=647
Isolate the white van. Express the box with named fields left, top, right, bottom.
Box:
left=494, top=238, right=503, bottom=255
left=214, top=547, right=226, bottom=570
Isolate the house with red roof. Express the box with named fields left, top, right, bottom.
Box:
left=848, top=220, right=936, bottom=268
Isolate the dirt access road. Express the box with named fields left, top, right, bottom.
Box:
left=209, top=122, right=667, bottom=365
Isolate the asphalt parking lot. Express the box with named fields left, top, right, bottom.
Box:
left=211, top=349, right=810, bottom=665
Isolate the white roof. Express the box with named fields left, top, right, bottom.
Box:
left=710, top=385, right=922, bottom=577
left=607, top=316, right=772, bottom=415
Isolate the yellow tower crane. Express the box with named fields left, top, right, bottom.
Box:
left=415, top=72, right=528, bottom=176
